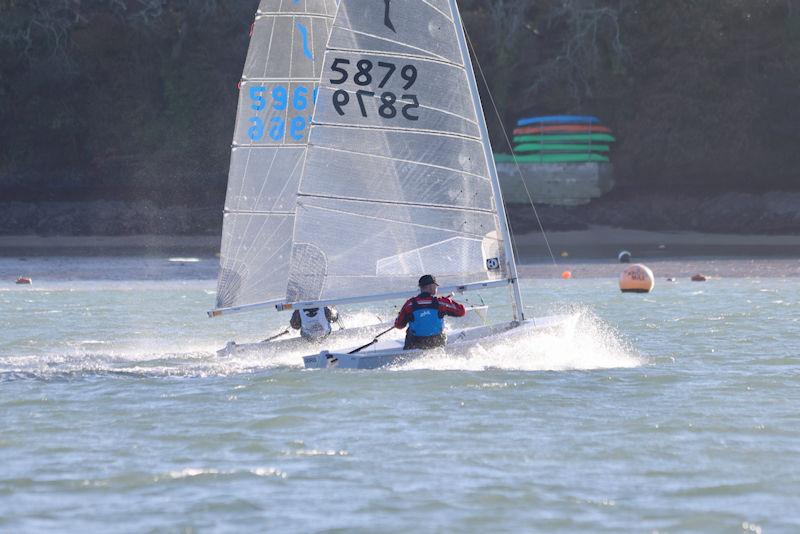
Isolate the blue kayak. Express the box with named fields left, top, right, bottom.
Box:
left=517, top=115, right=600, bottom=126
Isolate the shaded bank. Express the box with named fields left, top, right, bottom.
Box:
left=2, top=1, right=800, bottom=205
left=1, top=233, right=799, bottom=268
left=507, top=190, right=800, bottom=235
left=1, top=191, right=798, bottom=238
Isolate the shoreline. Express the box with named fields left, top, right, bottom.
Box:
left=1, top=228, right=798, bottom=281
left=514, top=226, right=800, bottom=261
left=2, top=227, right=797, bottom=259
left=2, top=191, right=800, bottom=239
left=0, top=234, right=221, bottom=257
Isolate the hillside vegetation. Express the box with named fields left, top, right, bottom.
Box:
left=1, top=0, right=799, bottom=206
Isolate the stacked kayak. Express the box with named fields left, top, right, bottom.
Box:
left=495, top=115, right=615, bottom=164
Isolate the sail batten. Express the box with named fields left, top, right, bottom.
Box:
left=312, top=98, right=480, bottom=128
left=297, top=192, right=497, bottom=214
left=240, top=77, right=320, bottom=81
left=316, top=46, right=462, bottom=67
left=325, top=34, right=456, bottom=65
left=308, top=123, right=483, bottom=142
left=224, top=210, right=296, bottom=215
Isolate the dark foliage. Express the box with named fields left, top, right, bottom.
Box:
left=1, top=0, right=799, bottom=207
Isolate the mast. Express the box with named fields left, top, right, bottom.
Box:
left=449, top=0, right=526, bottom=322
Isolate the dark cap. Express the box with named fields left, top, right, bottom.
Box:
left=418, top=274, right=438, bottom=287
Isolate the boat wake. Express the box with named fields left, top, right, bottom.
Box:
left=0, top=310, right=641, bottom=380
left=0, top=311, right=392, bottom=380
left=0, top=342, right=306, bottom=381
left=392, top=308, right=643, bottom=372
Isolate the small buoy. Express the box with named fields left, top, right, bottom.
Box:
left=561, top=270, right=572, bottom=279
left=691, top=274, right=707, bottom=282
left=560, top=251, right=569, bottom=258
left=15, top=276, right=32, bottom=285
left=618, top=250, right=631, bottom=263
left=619, top=264, right=654, bottom=293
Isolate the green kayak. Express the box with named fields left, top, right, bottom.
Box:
left=512, top=133, right=616, bottom=144
left=494, top=153, right=610, bottom=164
left=514, top=143, right=610, bottom=153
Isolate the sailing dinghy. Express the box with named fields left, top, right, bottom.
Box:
left=210, top=0, right=569, bottom=367
left=209, top=0, right=400, bottom=354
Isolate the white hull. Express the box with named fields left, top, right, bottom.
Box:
left=216, top=322, right=389, bottom=358
left=217, top=306, right=490, bottom=358
left=303, top=314, right=571, bottom=370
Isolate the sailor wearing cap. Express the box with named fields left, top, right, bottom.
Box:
left=394, top=275, right=466, bottom=350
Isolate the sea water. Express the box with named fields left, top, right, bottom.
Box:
left=1, top=257, right=799, bottom=532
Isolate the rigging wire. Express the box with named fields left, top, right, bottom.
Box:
left=464, top=28, right=559, bottom=270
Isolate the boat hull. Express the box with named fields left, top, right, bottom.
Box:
left=303, top=315, right=572, bottom=369
left=216, top=322, right=391, bottom=358
left=216, top=306, right=490, bottom=358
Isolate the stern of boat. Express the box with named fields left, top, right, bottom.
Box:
left=303, top=351, right=340, bottom=369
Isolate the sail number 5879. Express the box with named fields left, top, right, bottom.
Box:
left=329, top=58, right=419, bottom=121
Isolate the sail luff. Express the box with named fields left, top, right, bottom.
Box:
left=449, top=0, right=525, bottom=321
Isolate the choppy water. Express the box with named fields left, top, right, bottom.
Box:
left=1, top=257, right=799, bottom=532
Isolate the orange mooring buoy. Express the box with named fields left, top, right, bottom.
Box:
left=619, top=264, right=654, bottom=293
left=561, top=270, right=572, bottom=279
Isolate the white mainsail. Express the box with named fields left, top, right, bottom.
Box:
left=214, top=0, right=338, bottom=311
left=282, top=0, right=523, bottom=317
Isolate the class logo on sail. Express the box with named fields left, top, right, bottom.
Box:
left=384, top=0, right=396, bottom=32
left=296, top=21, right=313, bottom=60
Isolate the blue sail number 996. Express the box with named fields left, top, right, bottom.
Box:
left=246, top=85, right=318, bottom=142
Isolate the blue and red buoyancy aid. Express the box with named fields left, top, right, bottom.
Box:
left=408, top=297, right=445, bottom=337
left=395, top=293, right=466, bottom=337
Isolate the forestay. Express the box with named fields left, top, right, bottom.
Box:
left=285, top=0, right=513, bottom=304
left=215, top=0, right=338, bottom=311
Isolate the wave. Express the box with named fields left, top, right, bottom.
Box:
left=0, top=345, right=301, bottom=381
left=0, top=310, right=391, bottom=380
left=393, top=308, right=643, bottom=372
